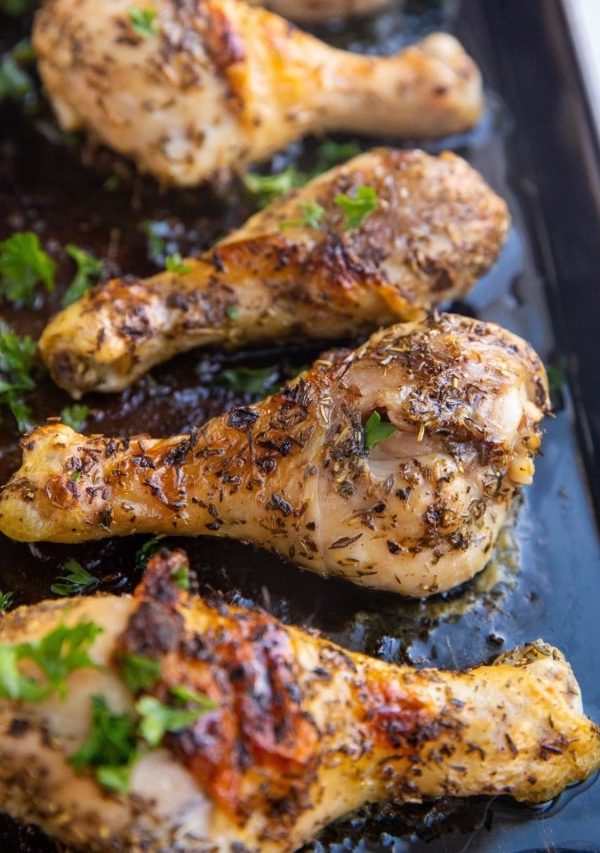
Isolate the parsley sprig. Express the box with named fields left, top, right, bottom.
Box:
left=364, top=411, right=396, bottom=452
left=335, top=185, right=379, bottom=230
left=0, top=323, right=39, bottom=432
left=0, top=231, right=56, bottom=306
left=61, top=244, right=103, bottom=307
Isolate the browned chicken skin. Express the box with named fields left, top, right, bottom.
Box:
left=1, top=314, right=549, bottom=597
left=33, top=0, right=483, bottom=186
left=0, top=550, right=599, bottom=853
left=39, top=148, right=510, bottom=398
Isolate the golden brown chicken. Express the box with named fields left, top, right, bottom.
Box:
left=39, top=148, right=509, bottom=398
left=1, top=314, right=548, bottom=597
left=33, top=0, right=483, bottom=186
left=0, top=549, right=598, bottom=853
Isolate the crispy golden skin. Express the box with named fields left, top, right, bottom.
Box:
left=33, top=0, right=483, bottom=186
left=0, top=550, right=599, bottom=853
left=39, top=148, right=509, bottom=398
left=2, top=314, right=548, bottom=597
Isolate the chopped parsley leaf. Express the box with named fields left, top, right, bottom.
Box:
left=0, top=39, right=37, bottom=107
left=363, top=411, right=396, bottom=452
left=69, top=695, right=138, bottom=794
left=61, top=244, right=103, bottom=307
left=0, top=620, right=102, bottom=702
left=219, top=364, right=279, bottom=395
left=280, top=200, right=325, bottom=230
left=169, top=683, right=216, bottom=711
left=0, top=231, right=56, bottom=306
left=0, top=0, right=36, bottom=15
left=165, top=251, right=192, bottom=274
left=314, top=139, right=361, bottom=172
left=118, top=653, right=162, bottom=693
left=0, top=589, right=13, bottom=612
left=134, top=535, right=165, bottom=571
left=136, top=694, right=205, bottom=747
left=51, top=559, right=99, bottom=597
left=59, top=403, right=90, bottom=432
left=127, top=6, right=158, bottom=39
left=243, top=165, right=307, bottom=207
left=171, top=563, right=190, bottom=590
left=335, top=185, right=378, bottom=230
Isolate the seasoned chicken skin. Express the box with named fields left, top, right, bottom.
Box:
left=39, top=148, right=509, bottom=398
left=1, top=315, right=548, bottom=597
left=33, top=0, right=483, bottom=185
left=1, top=550, right=599, bottom=853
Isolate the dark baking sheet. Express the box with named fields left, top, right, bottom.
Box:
left=2, top=0, right=600, bottom=850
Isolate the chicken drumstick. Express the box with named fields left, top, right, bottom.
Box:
left=39, top=148, right=509, bottom=398
left=0, top=550, right=598, bottom=853
left=33, top=0, right=483, bottom=185
left=1, top=314, right=548, bottom=597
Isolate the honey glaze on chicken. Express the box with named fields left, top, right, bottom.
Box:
left=0, top=313, right=549, bottom=597
left=0, top=550, right=599, bottom=853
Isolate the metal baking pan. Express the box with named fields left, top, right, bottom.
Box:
left=2, top=0, right=600, bottom=850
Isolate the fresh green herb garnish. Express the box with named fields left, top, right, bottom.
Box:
left=243, top=166, right=306, bottom=207
left=51, top=559, right=99, bottom=597
left=59, top=403, right=90, bottom=432
left=0, top=0, right=35, bottom=15
left=61, top=244, right=103, bottom=307
left=69, top=695, right=138, bottom=794
left=219, top=364, right=279, bottom=395
left=0, top=620, right=102, bottom=701
left=280, top=200, right=326, bottom=230
left=0, top=39, right=36, bottom=106
left=335, top=185, right=378, bottom=230
left=363, top=411, right=396, bottom=452
left=127, top=6, right=157, bottom=39
left=134, top=535, right=165, bottom=571
left=225, top=306, right=239, bottom=320
left=171, top=563, right=190, bottom=590
left=314, top=139, right=361, bottom=172
left=169, top=684, right=215, bottom=709
left=165, top=251, right=192, bottom=274
left=0, top=589, right=13, bottom=612
left=119, top=653, right=162, bottom=693
left=0, top=323, right=39, bottom=432
left=0, top=231, right=56, bottom=306
left=71, top=684, right=212, bottom=792
left=136, top=695, right=204, bottom=747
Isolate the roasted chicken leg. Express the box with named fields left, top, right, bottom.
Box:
left=1, top=314, right=548, bottom=597
left=33, top=0, right=483, bottom=186
left=39, top=148, right=509, bottom=398
left=1, top=549, right=599, bottom=853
